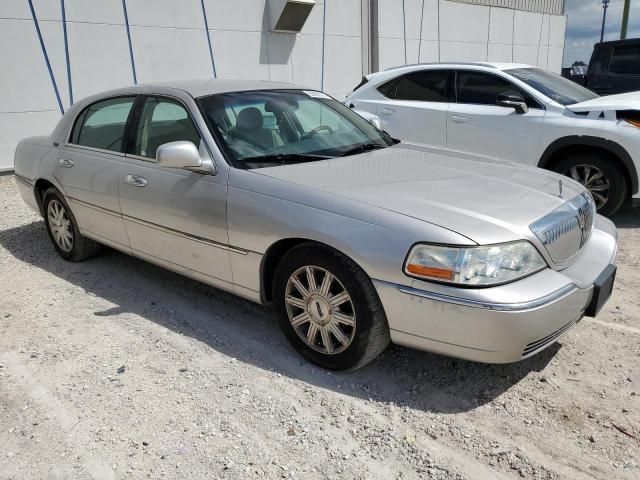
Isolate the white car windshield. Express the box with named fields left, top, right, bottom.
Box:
left=198, top=90, right=395, bottom=169
left=507, top=68, right=599, bottom=106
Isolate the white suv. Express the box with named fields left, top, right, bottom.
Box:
left=345, top=63, right=640, bottom=216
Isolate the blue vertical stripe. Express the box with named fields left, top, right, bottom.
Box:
left=321, top=0, right=327, bottom=91
left=121, top=0, right=137, bottom=84
left=402, top=0, right=407, bottom=65
left=61, top=0, right=73, bottom=105
left=417, top=0, right=425, bottom=62
left=200, top=0, right=217, bottom=78
left=27, top=0, right=64, bottom=114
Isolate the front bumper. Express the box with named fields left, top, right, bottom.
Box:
left=374, top=216, right=618, bottom=363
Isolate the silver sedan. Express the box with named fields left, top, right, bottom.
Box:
left=13, top=80, right=618, bottom=370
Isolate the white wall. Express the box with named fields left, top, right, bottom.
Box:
left=0, top=0, right=566, bottom=171
left=376, top=0, right=566, bottom=72
left=0, top=0, right=363, bottom=171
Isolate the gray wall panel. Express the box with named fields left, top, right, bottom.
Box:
left=447, top=0, right=564, bottom=15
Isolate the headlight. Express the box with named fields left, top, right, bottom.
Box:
left=404, top=241, right=546, bottom=286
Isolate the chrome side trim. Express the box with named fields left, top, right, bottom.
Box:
left=394, top=283, right=578, bottom=312
left=68, top=196, right=249, bottom=255
left=124, top=216, right=248, bottom=255
left=14, top=173, right=33, bottom=187
left=68, top=197, right=121, bottom=218
left=64, top=143, right=125, bottom=157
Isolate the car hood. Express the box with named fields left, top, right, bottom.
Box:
left=567, top=91, right=640, bottom=112
left=254, top=144, right=585, bottom=244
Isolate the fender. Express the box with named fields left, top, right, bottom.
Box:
left=538, top=135, right=638, bottom=195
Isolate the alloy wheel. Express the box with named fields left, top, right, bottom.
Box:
left=563, top=163, right=610, bottom=210
left=284, top=265, right=356, bottom=355
left=47, top=199, right=74, bottom=252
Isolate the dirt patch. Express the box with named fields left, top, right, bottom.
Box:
left=1, top=175, right=639, bottom=479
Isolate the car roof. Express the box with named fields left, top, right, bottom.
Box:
left=595, top=38, right=640, bottom=47
left=382, top=62, right=534, bottom=73
left=145, top=78, right=303, bottom=97
left=105, top=79, right=305, bottom=99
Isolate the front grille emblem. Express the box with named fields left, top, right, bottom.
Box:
left=530, top=193, right=595, bottom=264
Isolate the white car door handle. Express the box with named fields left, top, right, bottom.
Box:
left=450, top=115, right=470, bottom=124
left=125, top=174, right=148, bottom=188
left=379, top=108, right=396, bottom=115
left=58, top=158, right=74, bottom=168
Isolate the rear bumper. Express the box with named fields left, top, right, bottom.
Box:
left=14, top=174, right=40, bottom=215
left=374, top=216, right=618, bottom=363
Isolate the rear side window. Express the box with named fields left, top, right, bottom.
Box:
left=609, top=44, right=640, bottom=75
left=378, top=70, right=449, bottom=102
left=70, top=97, right=135, bottom=152
left=456, top=71, right=539, bottom=108
left=133, top=97, right=200, bottom=159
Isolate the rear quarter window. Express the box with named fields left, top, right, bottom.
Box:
left=70, top=97, right=135, bottom=152
left=608, top=44, right=640, bottom=75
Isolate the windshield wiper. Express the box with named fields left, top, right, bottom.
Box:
left=339, top=143, right=387, bottom=157
left=244, top=153, right=332, bottom=164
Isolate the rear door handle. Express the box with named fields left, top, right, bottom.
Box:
left=58, top=158, right=74, bottom=168
left=379, top=107, right=396, bottom=115
left=125, top=174, right=148, bottom=188
left=450, top=115, right=470, bottom=124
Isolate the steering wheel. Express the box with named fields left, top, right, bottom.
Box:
left=303, top=125, right=333, bottom=139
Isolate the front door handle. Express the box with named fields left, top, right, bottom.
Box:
left=379, top=107, right=396, bottom=115
left=125, top=174, right=148, bottom=188
left=450, top=115, right=470, bottom=124
left=58, top=158, right=74, bottom=168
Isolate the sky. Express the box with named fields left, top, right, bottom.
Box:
left=563, top=0, right=640, bottom=66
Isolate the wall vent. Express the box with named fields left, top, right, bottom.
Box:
left=270, top=0, right=315, bottom=33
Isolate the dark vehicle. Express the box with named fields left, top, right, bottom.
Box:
left=587, top=38, right=640, bottom=95
left=561, top=65, right=588, bottom=87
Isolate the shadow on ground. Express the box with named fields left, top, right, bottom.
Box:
left=0, top=221, right=560, bottom=414
left=611, top=200, right=640, bottom=229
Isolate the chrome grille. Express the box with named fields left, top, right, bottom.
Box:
left=530, top=193, right=595, bottom=265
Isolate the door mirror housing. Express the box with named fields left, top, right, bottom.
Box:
left=496, top=93, right=529, bottom=114
left=156, top=141, right=203, bottom=170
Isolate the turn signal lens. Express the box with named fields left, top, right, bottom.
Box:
left=404, top=242, right=547, bottom=286
left=406, top=264, right=454, bottom=280
left=624, top=118, right=640, bottom=128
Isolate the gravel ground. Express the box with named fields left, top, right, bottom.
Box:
left=0, top=173, right=639, bottom=480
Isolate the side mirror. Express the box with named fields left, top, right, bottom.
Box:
left=156, top=141, right=202, bottom=169
left=368, top=116, right=384, bottom=131
left=496, top=93, right=529, bottom=114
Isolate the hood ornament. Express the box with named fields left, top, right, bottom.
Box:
left=558, top=178, right=563, bottom=198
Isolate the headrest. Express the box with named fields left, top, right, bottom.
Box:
left=236, top=107, right=263, bottom=131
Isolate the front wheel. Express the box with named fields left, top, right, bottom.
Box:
left=273, top=244, right=390, bottom=370
left=553, top=153, right=628, bottom=216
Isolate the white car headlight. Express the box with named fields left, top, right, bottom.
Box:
left=404, top=241, right=547, bottom=286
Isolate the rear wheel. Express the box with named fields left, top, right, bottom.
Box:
left=553, top=153, right=628, bottom=216
left=43, top=188, right=101, bottom=261
left=273, top=244, right=390, bottom=370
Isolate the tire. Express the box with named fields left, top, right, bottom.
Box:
left=42, top=188, right=101, bottom=261
left=273, top=243, right=390, bottom=370
left=552, top=152, right=628, bottom=216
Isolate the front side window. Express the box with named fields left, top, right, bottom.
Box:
left=456, top=71, right=537, bottom=107
left=70, top=97, right=135, bottom=152
left=506, top=67, right=598, bottom=105
left=378, top=70, right=449, bottom=102
left=133, top=97, right=201, bottom=159
left=609, top=44, right=640, bottom=75
left=198, top=90, right=394, bottom=169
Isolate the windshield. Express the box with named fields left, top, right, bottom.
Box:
left=197, top=90, right=394, bottom=169
left=506, top=68, right=599, bottom=106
